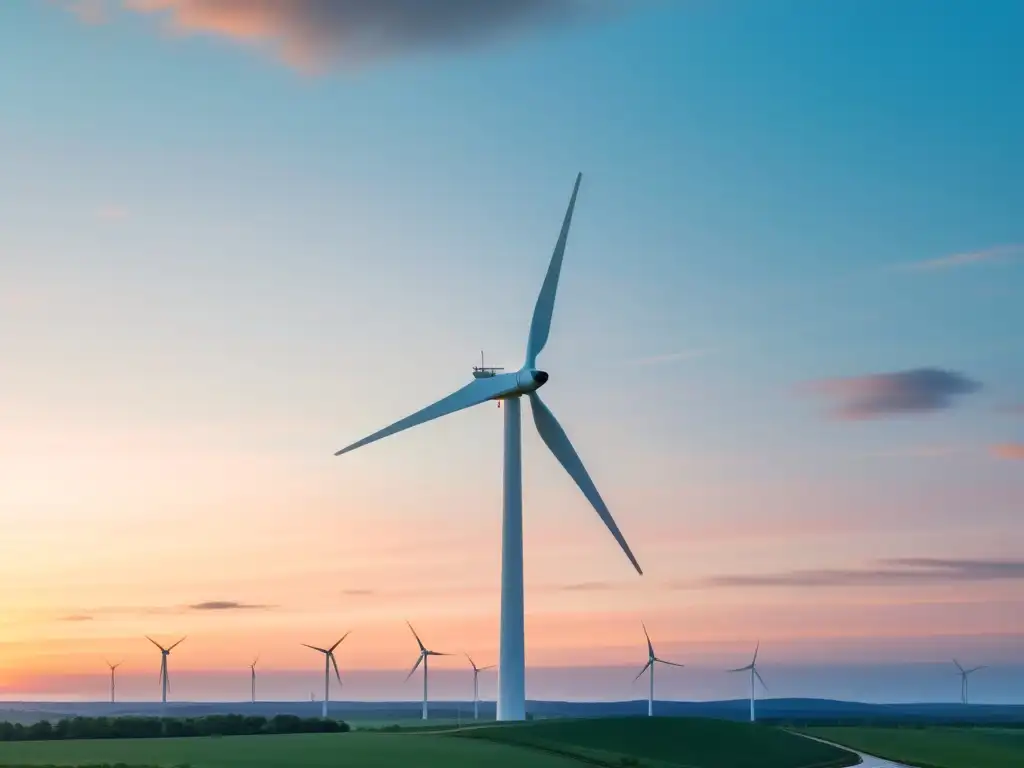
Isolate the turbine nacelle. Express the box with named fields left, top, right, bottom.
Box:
left=514, top=368, right=548, bottom=394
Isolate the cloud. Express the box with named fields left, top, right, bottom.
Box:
left=58, top=614, right=94, bottom=622
left=341, top=589, right=375, bottom=597
left=97, top=205, right=129, bottom=221
left=991, top=443, right=1024, bottom=461
left=805, top=368, right=981, bottom=420
left=56, top=0, right=109, bottom=25
left=110, top=0, right=608, bottom=71
left=689, top=557, right=1024, bottom=589
left=903, top=243, right=1024, bottom=272
left=557, top=581, right=619, bottom=592
left=187, top=600, right=272, bottom=611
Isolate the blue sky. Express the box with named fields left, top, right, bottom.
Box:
left=0, top=0, right=1022, bottom=703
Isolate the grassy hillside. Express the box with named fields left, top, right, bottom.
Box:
left=806, top=726, right=1024, bottom=768
left=458, top=716, right=858, bottom=768
left=0, top=731, right=578, bottom=768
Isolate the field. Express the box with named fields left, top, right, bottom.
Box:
left=460, top=717, right=858, bottom=768
left=0, top=717, right=860, bottom=768
left=806, top=726, right=1024, bottom=768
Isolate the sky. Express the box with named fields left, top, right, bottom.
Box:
left=1, top=0, right=1022, bottom=704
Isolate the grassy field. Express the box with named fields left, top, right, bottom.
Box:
left=0, top=718, right=861, bottom=768
left=0, top=731, right=579, bottom=768
left=806, top=726, right=1024, bottom=768
left=459, top=717, right=859, bottom=768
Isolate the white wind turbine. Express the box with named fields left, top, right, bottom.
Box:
left=728, top=641, right=767, bottom=722
left=302, top=634, right=348, bottom=718
left=249, top=655, right=259, bottom=704
left=146, top=636, right=185, bottom=707
left=334, top=173, right=642, bottom=721
left=634, top=622, right=684, bottom=717
left=465, top=653, right=495, bottom=721
left=953, top=659, right=986, bottom=705
left=405, top=622, right=448, bottom=720
left=105, top=659, right=122, bottom=704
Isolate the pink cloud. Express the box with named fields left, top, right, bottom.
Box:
left=806, top=368, right=980, bottom=421
left=991, top=443, right=1024, bottom=461
left=115, top=0, right=602, bottom=71
left=906, top=243, right=1024, bottom=271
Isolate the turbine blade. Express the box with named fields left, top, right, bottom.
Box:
left=335, top=376, right=518, bottom=457
left=169, top=636, right=186, bottom=651
left=330, top=653, right=342, bottom=684
left=752, top=640, right=759, bottom=665
left=405, top=655, right=424, bottom=681
left=953, top=659, right=965, bottom=672
left=426, top=650, right=449, bottom=656
left=528, top=391, right=642, bottom=574
left=302, top=644, right=328, bottom=654
left=465, top=653, right=476, bottom=670
left=641, top=621, right=654, bottom=658
left=656, top=659, right=685, bottom=668
left=480, top=665, right=496, bottom=671
left=406, top=621, right=426, bottom=652
left=525, top=172, right=582, bottom=368
left=329, top=632, right=351, bottom=652
left=146, top=635, right=166, bottom=652
left=727, top=665, right=752, bottom=673
left=754, top=668, right=767, bottom=691
left=634, top=660, right=652, bottom=682
left=967, top=666, right=987, bottom=674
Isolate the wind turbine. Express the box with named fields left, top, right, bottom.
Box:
left=953, top=659, right=986, bottom=705
left=146, top=636, right=185, bottom=707
left=249, top=655, right=260, bottom=704
left=728, top=641, right=767, bottom=722
left=405, top=622, right=448, bottom=720
left=634, top=622, right=684, bottom=717
left=302, top=634, right=348, bottom=719
left=465, top=653, right=495, bottom=721
left=105, top=660, right=122, bottom=704
left=333, top=173, right=642, bottom=722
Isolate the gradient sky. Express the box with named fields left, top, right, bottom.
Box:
left=1, top=0, right=1023, bottom=704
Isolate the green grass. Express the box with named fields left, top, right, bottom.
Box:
left=0, top=731, right=579, bottom=768
left=457, top=717, right=859, bottom=768
left=805, top=726, right=1024, bottom=768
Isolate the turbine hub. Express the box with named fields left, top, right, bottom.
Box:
left=516, top=368, right=548, bottom=392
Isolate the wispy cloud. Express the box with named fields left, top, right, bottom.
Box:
left=556, top=581, right=620, bottom=592
left=58, top=614, right=94, bottom=622
left=58, top=0, right=109, bottom=25
left=82, top=0, right=613, bottom=72
left=687, top=557, right=1024, bottom=589
left=188, top=600, right=272, bottom=611
left=901, top=243, right=1024, bottom=272
left=627, top=349, right=708, bottom=366
left=341, top=589, right=375, bottom=597
left=805, top=368, right=981, bottom=421
left=991, top=443, right=1024, bottom=461
left=97, top=205, right=129, bottom=221
left=866, top=443, right=967, bottom=460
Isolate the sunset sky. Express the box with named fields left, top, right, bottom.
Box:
left=1, top=1, right=1022, bottom=704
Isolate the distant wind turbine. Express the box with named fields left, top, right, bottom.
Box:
left=728, top=641, right=767, bottom=722
left=302, top=634, right=348, bottom=719
left=105, top=660, right=122, bottom=704
left=953, top=659, right=986, bottom=705
left=465, top=654, right=495, bottom=721
left=405, top=622, right=448, bottom=720
left=332, top=173, right=643, bottom=721
left=146, top=636, right=186, bottom=708
left=634, top=622, right=684, bottom=717
left=249, top=655, right=260, bottom=704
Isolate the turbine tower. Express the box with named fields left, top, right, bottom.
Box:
left=405, top=622, right=448, bottom=720
left=728, top=641, right=767, bottom=722
left=465, top=653, right=495, bottom=721
left=953, top=659, right=986, bottom=705
left=146, top=636, right=185, bottom=707
left=333, top=173, right=643, bottom=721
left=105, top=659, right=122, bottom=704
left=634, top=622, right=683, bottom=717
left=302, top=634, right=348, bottom=719
left=249, top=655, right=259, bottom=704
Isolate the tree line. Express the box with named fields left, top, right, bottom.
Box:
left=0, top=714, right=350, bottom=742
